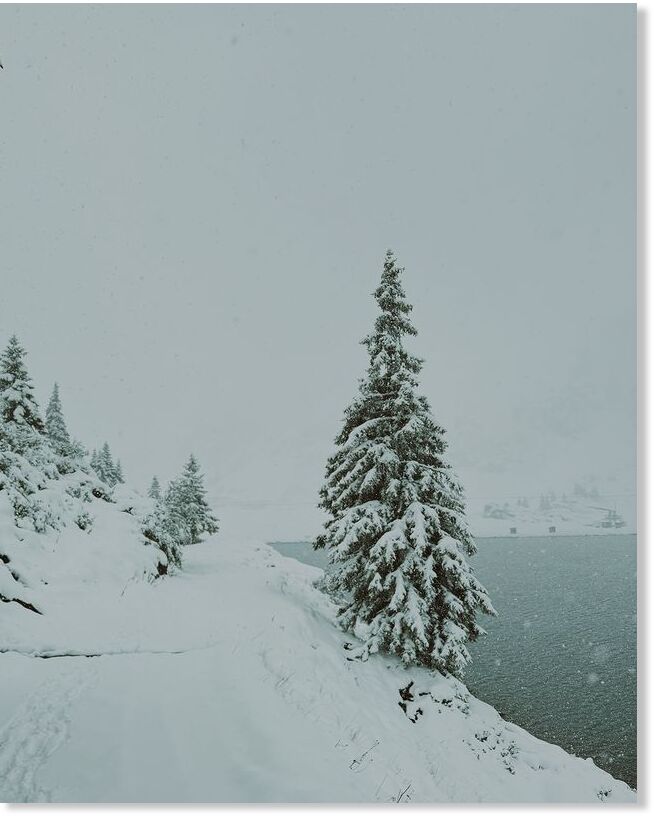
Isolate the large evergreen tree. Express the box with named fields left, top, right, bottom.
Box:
left=315, top=251, right=495, bottom=677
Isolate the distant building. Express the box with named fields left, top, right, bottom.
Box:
left=600, top=509, right=626, bottom=529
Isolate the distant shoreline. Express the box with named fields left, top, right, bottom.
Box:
left=270, top=531, right=637, bottom=547
left=473, top=531, right=637, bottom=540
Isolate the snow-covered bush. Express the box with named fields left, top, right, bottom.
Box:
left=75, top=509, right=94, bottom=531
left=141, top=500, right=183, bottom=572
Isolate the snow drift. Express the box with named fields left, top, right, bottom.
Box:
left=0, top=509, right=636, bottom=803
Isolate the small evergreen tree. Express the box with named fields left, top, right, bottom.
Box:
left=0, top=337, right=61, bottom=530
left=68, top=437, right=87, bottom=461
left=97, top=442, right=117, bottom=486
left=0, top=335, right=45, bottom=449
left=45, top=383, right=71, bottom=454
left=43, top=383, right=86, bottom=471
left=142, top=499, right=183, bottom=571
left=148, top=475, right=162, bottom=500
left=168, top=455, right=219, bottom=544
left=183, top=454, right=219, bottom=543
left=115, top=459, right=124, bottom=484
left=163, top=478, right=192, bottom=545
left=315, top=251, right=495, bottom=677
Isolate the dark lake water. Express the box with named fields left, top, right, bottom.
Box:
left=271, top=534, right=637, bottom=789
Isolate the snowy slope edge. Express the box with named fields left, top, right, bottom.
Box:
left=207, top=542, right=637, bottom=803
left=0, top=534, right=637, bottom=803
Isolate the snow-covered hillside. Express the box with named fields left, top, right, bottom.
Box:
left=0, top=517, right=635, bottom=803
left=0, top=478, right=184, bottom=659
left=0, top=475, right=166, bottom=620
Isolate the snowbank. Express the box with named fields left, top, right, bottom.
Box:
left=0, top=527, right=636, bottom=803
left=1, top=478, right=164, bottom=628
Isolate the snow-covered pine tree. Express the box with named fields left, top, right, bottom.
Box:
left=142, top=499, right=183, bottom=571
left=0, top=336, right=61, bottom=530
left=90, top=449, right=100, bottom=474
left=315, top=250, right=495, bottom=677
left=0, top=335, right=45, bottom=451
left=43, top=383, right=86, bottom=470
left=115, top=459, right=124, bottom=484
left=163, top=478, right=191, bottom=545
left=45, top=383, right=71, bottom=453
left=98, top=442, right=117, bottom=486
left=173, top=455, right=219, bottom=544
left=148, top=475, right=161, bottom=500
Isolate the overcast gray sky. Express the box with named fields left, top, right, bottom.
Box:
left=0, top=4, right=635, bottom=535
